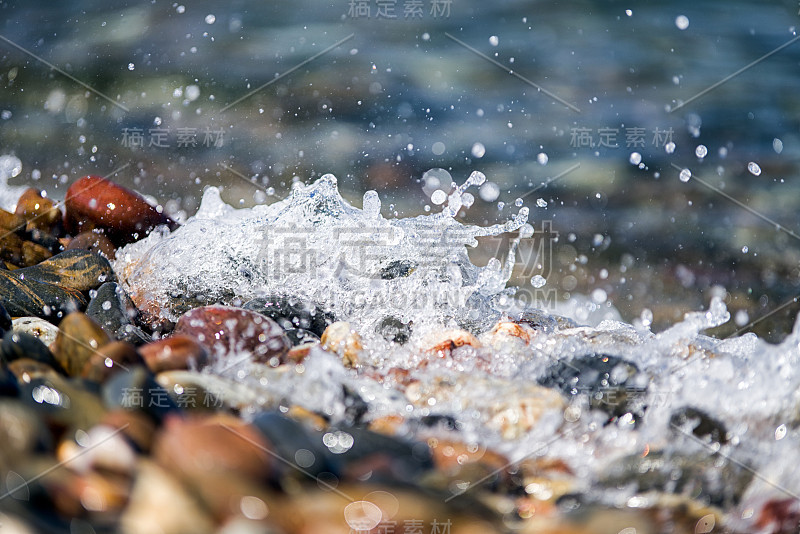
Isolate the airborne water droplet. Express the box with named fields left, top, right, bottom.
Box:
left=531, top=275, right=546, bottom=288
left=679, top=168, right=692, bottom=182
left=695, top=144, right=707, bottom=158
left=747, top=162, right=761, bottom=176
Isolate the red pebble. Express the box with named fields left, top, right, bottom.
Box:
left=174, top=305, right=290, bottom=364
left=65, top=175, right=178, bottom=245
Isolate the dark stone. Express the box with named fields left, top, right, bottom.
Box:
left=378, top=259, right=416, bottom=280
left=376, top=316, right=412, bottom=345
left=0, top=250, right=114, bottom=321
left=284, top=328, right=320, bottom=346
left=251, top=412, right=337, bottom=477
left=19, top=374, right=107, bottom=430
left=1, top=331, right=65, bottom=374
left=670, top=406, right=729, bottom=445
left=0, top=302, right=12, bottom=332
left=65, top=231, right=116, bottom=260
left=86, top=281, right=149, bottom=344
left=600, top=450, right=752, bottom=508
left=538, top=353, right=647, bottom=422
left=0, top=364, right=19, bottom=396
left=334, top=426, right=434, bottom=484
left=342, top=384, right=369, bottom=425
left=25, top=249, right=114, bottom=291
left=102, top=366, right=179, bottom=423
left=0, top=268, right=86, bottom=319
left=242, top=295, right=335, bottom=338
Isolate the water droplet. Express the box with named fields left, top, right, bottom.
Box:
left=468, top=170, right=486, bottom=186
left=665, top=142, right=676, bottom=154
left=185, top=85, right=200, bottom=101
left=531, top=275, right=546, bottom=288
left=432, top=142, right=446, bottom=155
left=734, top=309, right=749, bottom=327
left=747, top=162, right=761, bottom=176
left=773, top=138, right=783, bottom=154
left=591, top=288, right=607, bottom=304
left=479, top=182, right=500, bottom=202
left=205, top=14, right=216, bottom=24
left=679, top=168, right=692, bottom=182
left=675, top=15, right=689, bottom=30
left=431, top=190, right=447, bottom=205
left=489, top=35, right=499, bottom=47
left=176, top=5, right=185, bottom=14
left=775, top=424, right=787, bottom=440
left=640, top=308, right=653, bottom=327
left=695, top=144, right=707, bottom=158
left=536, top=198, right=547, bottom=208
left=629, top=152, right=642, bottom=165
left=471, top=142, right=485, bottom=158
left=537, top=152, right=549, bottom=165
left=625, top=9, right=633, bottom=16
left=127, top=63, right=135, bottom=71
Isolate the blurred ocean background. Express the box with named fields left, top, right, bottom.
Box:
left=1, top=0, right=800, bottom=339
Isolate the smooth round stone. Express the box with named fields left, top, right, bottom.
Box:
left=0, top=364, right=19, bottom=396
left=86, top=281, right=150, bottom=344
left=15, top=188, right=63, bottom=234
left=65, top=231, right=117, bottom=260
left=53, top=312, right=111, bottom=377
left=154, top=415, right=274, bottom=483
left=24, top=249, right=114, bottom=292
left=670, top=406, right=729, bottom=445
left=64, top=175, right=179, bottom=246
left=321, top=321, right=361, bottom=368
left=6, top=358, right=62, bottom=382
left=81, top=341, right=144, bottom=383
left=101, top=409, right=158, bottom=453
left=0, top=302, right=11, bottom=332
left=242, top=295, right=335, bottom=338
left=19, top=374, right=107, bottom=430
left=139, top=334, right=208, bottom=373
left=1, top=331, right=64, bottom=373
left=376, top=316, right=412, bottom=345
left=0, top=267, right=86, bottom=319
left=102, top=366, right=179, bottom=423
left=12, top=317, right=60, bottom=347
left=538, top=353, right=647, bottom=423
left=174, top=305, right=289, bottom=364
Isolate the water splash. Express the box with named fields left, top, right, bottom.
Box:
left=116, top=173, right=528, bottom=334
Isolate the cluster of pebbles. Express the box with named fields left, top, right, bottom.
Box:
left=0, top=177, right=796, bottom=534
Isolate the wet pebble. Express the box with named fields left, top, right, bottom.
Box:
left=174, top=305, right=290, bottom=364
left=377, top=316, right=412, bottom=345
left=321, top=321, right=361, bottom=367
left=11, top=316, right=59, bottom=347
left=139, top=334, right=208, bottom=373
left=102, top=366, right=178, bottom=423
left=52, top=312, right=111, bottom=377
left=81, top=340, right=144, bottom=383
left=86, top=281, right=150, bottom=345
left=243, top=295, right=335, bottom=337
left=0, top=363, right=19, bottom=396
left=538, top=353, right=647, bottom=422
left=670, top=406, right=729, bottom=445
left=14, top=187, right=63, bottom=235
left=1, top=330, right=64, bottom=373
left=65, top=175, right=179, bottom=246
left=65, top=230, right=117, bottom=260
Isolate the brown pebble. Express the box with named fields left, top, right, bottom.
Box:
left=154, top=415, right=274, bottom=483
left=21, top=240, right=52, bottom=266
left=421, top=329, right=481, bottom=357
left=15, top=188, right=63, bottom=234
left=320, top=321, right=361, bottom=368
left=101, top=409, right=158, bottom=452
left=65, top=175, right=179, bottom=246
left=53, top=312, right=111, bottom=377
left=174, top=306, right=289, bottom=364
left=66, top=231, right=117, bottom=260
left=139, top=334, right=208, bottom=373
left=81, top=341, right=144, bottom=383
left=7, top=357, right=61, bottom=382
